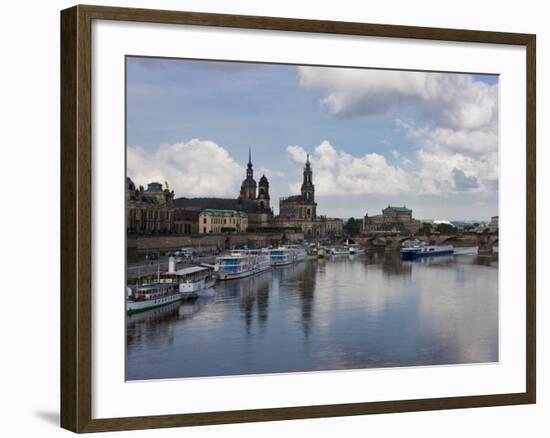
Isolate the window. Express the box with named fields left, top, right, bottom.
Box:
left=203, top=218, right=207, bottom=224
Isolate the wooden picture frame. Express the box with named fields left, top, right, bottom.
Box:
left=61, top=4, right=536, bottom=433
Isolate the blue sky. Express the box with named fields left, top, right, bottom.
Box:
left=126, top=57, right=499, bottom=221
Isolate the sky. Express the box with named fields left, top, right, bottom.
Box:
left=126, top=56, right=499, bottom=222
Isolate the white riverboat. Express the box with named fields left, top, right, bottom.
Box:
left=347, top=244, right=365, bottom=255
left=126, top=282, right=182, bottom=314
left=453, top=246, right=479, bottom=256
left=270, top=246, right=307, bottom=266
left=127, top=258, right=216, bottom=314
left=330, top=247, right=350, bottom=256
left=215, top=249, right=271, bottom=280
left=166, top=266, right=216, bottom=298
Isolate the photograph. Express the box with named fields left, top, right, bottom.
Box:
left=125, top=57, right=500, bottom=381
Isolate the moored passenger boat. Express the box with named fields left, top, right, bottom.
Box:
left=126, top=282, right=181, bottom=314
left=330, top=247, right=350, bottom=256
left=400, top=240, right=454, bottom=260
left=127, top=258, right=217, bottom=314
left=215, top=249, right=271, bottom=280
left=347, top=244, right=365, bottom=255
left=453, top=246, right=479, bottom=256
left=166, top=266, right=216, bottom=298
left=270, top=246, right=307, bottom=266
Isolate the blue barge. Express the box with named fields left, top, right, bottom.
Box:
left=400, top=241, right=454, bottom=260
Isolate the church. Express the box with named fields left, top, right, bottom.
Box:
left=174, top=148, right=273, bottom=228
left=128, top=148, right=342, bottom=237
left=236, top=148, right=273, bottom=226
left=238, top=148, right=271, bottom=211
left=279, top=154, right=317, bottom=220
left=275, top=154, right=333, bottom=237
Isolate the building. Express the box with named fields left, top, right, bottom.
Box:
left=257, top=174, right=270, bottom=210
left=279, top=154, right=317, bottom=220
left=274, top=155, right=330, bottom=237
left=173, top=209, right=200, bottom=234
left=325, top=218, right=344, bottom=237
left=363, top=205, right=422, bottom=234
left=489, top=215, right=499, bottom=233
left=126, top=178, right=175, bottom=233
left=239, top=148, right=257, bottom=201
left=199, top=209, right=248, bottom=234
left=174, top=149, right=273, bottom=228
left=237, top=148, right=272, bottom=225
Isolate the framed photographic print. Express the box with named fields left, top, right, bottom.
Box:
left=60, top=4, right=536, bottom=433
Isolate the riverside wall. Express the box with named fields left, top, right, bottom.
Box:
left=127, top=232, right=305, bottom=256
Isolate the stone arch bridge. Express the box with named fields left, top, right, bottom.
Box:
left=356, top=232, right=499, bottom=253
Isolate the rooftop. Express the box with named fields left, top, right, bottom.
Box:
left=175, top=197, right=239, bottom=210
left=167, top=266, right=208, bottom=276
left=146, top=182, right=164, bottom=192
left=280, top=195, right=302, bottom=203
left=385, top=206, right=412, bottom=212
left=201, top=209, right=247, bottom=218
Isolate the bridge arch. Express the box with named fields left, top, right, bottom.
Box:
left=440, top=235, right=464, bottom=244
left=397, top=236, right=416, bottom=245
left=364, top=236, right=388, bottom=247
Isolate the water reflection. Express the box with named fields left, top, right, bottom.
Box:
left=127, top=252, right=498, bottom=380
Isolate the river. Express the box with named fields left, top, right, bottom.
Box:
left=126, top=250, right=498, bottom=380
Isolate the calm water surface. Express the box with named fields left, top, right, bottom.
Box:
left=126, top=251, right=498, bottom=380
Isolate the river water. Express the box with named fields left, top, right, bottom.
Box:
left=126, top=250, right=498, bottom=380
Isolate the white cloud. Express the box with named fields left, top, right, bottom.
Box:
left=286, top=141, right=410, bottom=196
left=127, top=139, right=242, bottom=197
left=298, top=67, right=498, bottom=130
left=286, top=145, right=308, bottom=164
left=258, top=167, right=285, bottom=178
left=297, top=67, right=498, bottom=196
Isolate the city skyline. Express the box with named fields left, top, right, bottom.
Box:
left=127, top=57, right=499, bottom=221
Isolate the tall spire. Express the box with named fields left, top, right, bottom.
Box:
left=248, top=147, right=252, bottom=166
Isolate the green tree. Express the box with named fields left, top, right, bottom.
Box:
left=435, top=223, right=458, bottom=234
left=344, top=217, right=361, bottom=236
left=420, top=222, right=433, bottom=235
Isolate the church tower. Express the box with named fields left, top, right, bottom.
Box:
left=258, top=174, right=270, bottom=210
left=301, top=154, right=316, bottom=219
left=239, top=147, right=257, bottom=201
left=301, top=154, right=315, bottom=203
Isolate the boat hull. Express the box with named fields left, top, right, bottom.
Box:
left=271, top=249, right=307, bottom=266
left=331, top=250, right=350, bottom=256
left=216, top=262, right=271, bottom=280
left=126, top=292, right=182, bottom=314
left=400, top=248, right=454, bottom=260
left=215, top=251, right=272, bottom=280
left=453, top=246, right=479, bottom=256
